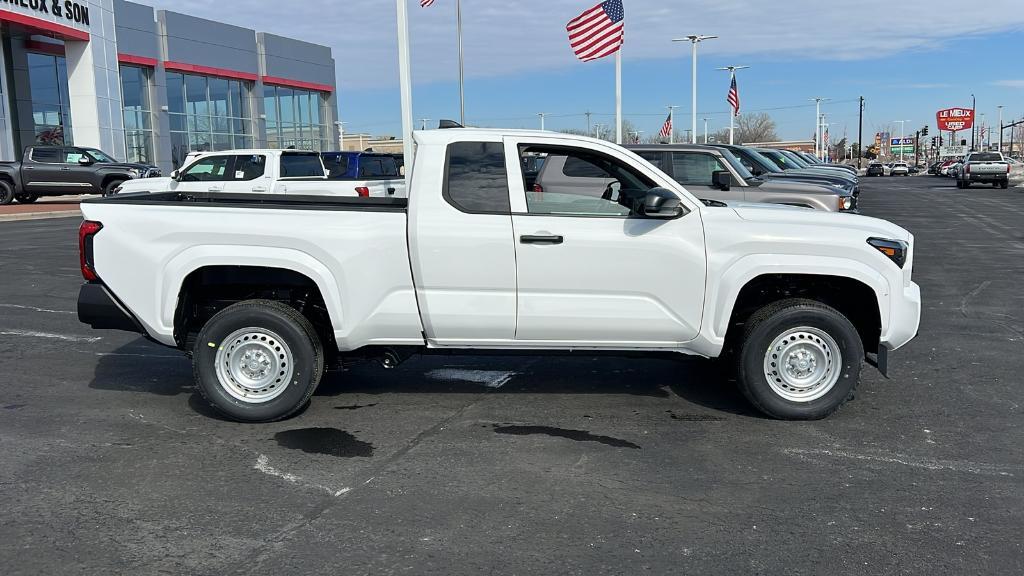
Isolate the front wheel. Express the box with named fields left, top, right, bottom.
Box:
left=735, top=299, right=863, bottom=420
left=103, top=179, right=126, bottom=197
left=14, top=193, right=37, bottom=204
left=193, top=300, right=324, bottom=422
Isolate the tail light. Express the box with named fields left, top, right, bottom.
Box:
left=532, top=184, right=543, bottom=193
left=965, top=165, right=970, bottom=174
left=79, top=220, right=103, bottom=281
left=355, top=186, right=370, bottom=197
left=1008, top=164, right=1012, bottom=174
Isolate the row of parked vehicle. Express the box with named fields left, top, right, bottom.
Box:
left=927, top=152, right=1014, bottom=189
left=866, top=161, right=915, bottom=177
left=0, top=145, right=407, bottom=205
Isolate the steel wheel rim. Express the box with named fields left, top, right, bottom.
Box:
left=763, top=326, right=842, bottom=403
left=214, top=327, right=294, bottom=404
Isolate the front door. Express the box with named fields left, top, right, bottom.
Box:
left=506, top=138, right=707, bottom=346
left=171, top=154, right=232, bottom=194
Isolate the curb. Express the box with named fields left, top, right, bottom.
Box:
left=0, top=210, right=81, bottom=223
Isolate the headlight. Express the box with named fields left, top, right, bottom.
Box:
left=867, top=237, right=909, bottom=268
left=127, top=168, right=142, bottom=178
left=839, top=196, right=854, bottom=210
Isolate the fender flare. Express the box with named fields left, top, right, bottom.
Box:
left=704, top=253, right=891, bottom=344
left=160, top=245, right=344, bottom=338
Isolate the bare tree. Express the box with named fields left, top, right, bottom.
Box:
left=734, top=113, right=779, bottom=144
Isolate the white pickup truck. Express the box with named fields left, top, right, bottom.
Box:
left=77, top=128, right=921, bottom=422
left=113, top=149, right=405, bottom=198
left=956, top=151, right=1011, bottom=189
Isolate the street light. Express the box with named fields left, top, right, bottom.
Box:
left=717, top=65, right=749, bottom=145
left=811, top=97, right=830, bottom=159
left=673, top=34, right=717, bottom=144
left=893, top=119, right=910, bottom=162
left=537, top=113, right=547, bottom=131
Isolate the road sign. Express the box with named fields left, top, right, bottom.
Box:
left=890, top=138, right=914, bottom=146
left=939, top=145, right=968, bottom=157
left=937, top=108, right=974, bottom=132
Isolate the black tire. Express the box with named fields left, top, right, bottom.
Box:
left=192, top=299, right=324, bottom=422
left=103, top=179, right=126, bottom=197
left=1000, top=180, right=1010, bottom=189
left=14, top=193, right=38, bottom=204
left=735, top=298, right=863, bottom=420
left=0, top=180, right=13, bottom=205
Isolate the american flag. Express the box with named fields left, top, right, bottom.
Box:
left=420, top=0, right=434, bottom=6
left=727, top=73, right=740, bottom=117
left=566, top=0, right=625, bottom=63
left=659, top=112, right=673, bottom=139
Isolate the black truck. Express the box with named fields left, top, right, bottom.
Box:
left=0, top=146, right=160, bottom=205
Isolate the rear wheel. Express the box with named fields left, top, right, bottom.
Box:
left=1001, top=180, right=1010, bottom=189
left=14, top=193, right=37, bottom=204
left=0, top=180, right=13, bottom=205
left=735, top=298, right=863, bottom=420
left=193, top=300, right=324, bottom=422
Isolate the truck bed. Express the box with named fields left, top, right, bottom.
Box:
left=81, top=192, right=423, bottom=350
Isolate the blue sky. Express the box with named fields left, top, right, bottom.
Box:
left=145, top=0, right=1024, bottom=144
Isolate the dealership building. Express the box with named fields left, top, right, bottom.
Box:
left=0, top=0, right=338, bottom=173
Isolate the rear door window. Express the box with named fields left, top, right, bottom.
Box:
left=30, top=148, right=62, bottom=163
left=443, top=142, right=510, bottom=214
left=232, top=155, right=267, bottom=180
left=671, top=152, right=728, bottom=186
left=358, top=155, right=399, bottom=178
left=322, top=153, right=350, bottom=178
left=279, top=153, right=325, bottom=178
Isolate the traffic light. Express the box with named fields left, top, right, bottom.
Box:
left=921, top=126, right=929, bottom=137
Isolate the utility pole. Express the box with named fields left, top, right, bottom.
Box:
left=970, top=94, right=976, bottom=151
left=674, top=35, right=718, bottom=144
left=893, top=119, right=909, bottom=162
left=585, top=110, right=592, bottom=137
left=914, top=130, right=920, bottom=166
left=703, top=118, right=709, bottom=143
left=857, top=96, right=864, bottom=169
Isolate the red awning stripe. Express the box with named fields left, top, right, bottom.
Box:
left=118, top=53, right=158, bottom=67
left=163, top=60, right=259, bottom=82
left=261, top=75, right=334, bottom=93
left=0, top=9, right=90, bottom=41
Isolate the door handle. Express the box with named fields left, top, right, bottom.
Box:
left=208, top=186, right=223, bottom=192
left=251, top=186, right=268, bottom=193
left=387, top=187, right=396, bottom=195
left=60, top=167, right=71, bottom=171
left=520, top=234, right=564, bottom=245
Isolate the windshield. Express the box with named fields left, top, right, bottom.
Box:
left=779, top=150, right=811, bottom=168
left=760, top=150, right=793, bottom=170
left=718, top=148, right=755, bottom=180
left=85, top=149, right=116, bottom=163
left=736, top=147, right=783, bottom=173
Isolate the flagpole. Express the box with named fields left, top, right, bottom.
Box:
left=396, top=0, right=414, bottom=177
left=615, top=51, right=622, bottom=144
left=456, top=0, right=465, bottom=125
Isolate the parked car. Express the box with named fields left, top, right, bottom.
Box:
left=927, top=162, right=942, bottom=175
left=708, top=144, right=859, bottom=197
left=762, top=149, right=857, bottom=180
left=957, top=152, right=1011, bottom=189
left=321, top=151, right=406, bottom=197
left=793, top=151, right=859, bottom=175
left=890, top=162, right=910, bottom=176
left=867, top=162, right=885, bottom=177
left=77, top=127, right=920, bottom=422
left=0, top=146, right=160, bottom=205
left=114, top=150, right=406, bottom=198
left=625, top=144, right=856, bottom=212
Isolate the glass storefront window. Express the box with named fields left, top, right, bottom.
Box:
left=120, top=65, right=154, bottom=164
left=28, top=53, right=72, bottom=145
left=263, top=85, right=331, bottom=152
left=166, top=72, right=254, bottom=167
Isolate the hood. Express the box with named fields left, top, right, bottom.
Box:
left=730, top=203, right=910, bottom=241
left=100, top=162, right=158, bottom=171
left=755, top=178, right=848, bottom=196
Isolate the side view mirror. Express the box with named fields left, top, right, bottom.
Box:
left=712, top=170, right=732, bottom=191
left=170, top=169, right=180, bottom=181
left=641, top=187, right=684, bottom=219
left=78, top=156, right=94, bottom=166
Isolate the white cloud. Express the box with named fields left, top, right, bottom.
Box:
left=144, top=0, right=1024, bottom=90
left=993, top=79, right=1024, bottom=88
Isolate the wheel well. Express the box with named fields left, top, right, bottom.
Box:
left=724, top=274, right=881, bottom=354
left=174, top=266, right=336, bottom=356
left=0, top=174, right=14, bottom=188
left=101, top=175, right=128, bottom=189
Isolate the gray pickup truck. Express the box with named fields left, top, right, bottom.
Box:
left=957, top=151, right=1011, bottom=189
left=0, top=146, right=160, bottom=205
left=624, top=144, right=856, bottom=212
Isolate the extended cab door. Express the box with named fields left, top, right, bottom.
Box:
left=408, top=139, right=518, bottom=345
left=221, top=153, right=271, bottom=193
left=505, top=137, right=707, bottom=346
left=272, top=152, right=327, bottom=194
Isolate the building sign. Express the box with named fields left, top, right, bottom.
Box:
left=936, top=108, right=974, bottom=132
left=940, top=145, right=968, bottom=157
left=1, top=0, right=90, bottom=25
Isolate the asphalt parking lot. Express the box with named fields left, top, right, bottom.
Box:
left=1, top=175, right=1022, bottom=575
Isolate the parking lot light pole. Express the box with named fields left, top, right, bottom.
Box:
left=998, top=105, right=1004, bottom=152
left=811, top=97, right=829, bottom=159
left=538, top=113, right=547, bottom=131
left=674, top=35, right=717, bottom=144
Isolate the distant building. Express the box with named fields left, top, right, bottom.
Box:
left=1, top=0, right=338, bottom=173
left=745, top=140, right=816, bottom=153
left=341, top=134, right=403, bottom=154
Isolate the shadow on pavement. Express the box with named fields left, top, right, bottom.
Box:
left=88, top=339, right=757, bottom=418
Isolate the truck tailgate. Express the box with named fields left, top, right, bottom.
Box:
left=80, top=193, right=424, bottom=350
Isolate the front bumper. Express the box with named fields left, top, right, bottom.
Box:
left=78, top=281, right=145, bottom=334
left=881, top=280, right=921, bottom=352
